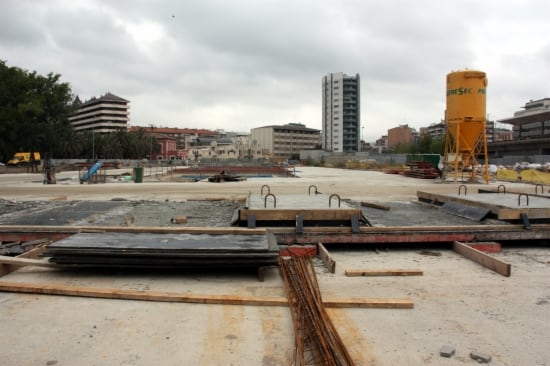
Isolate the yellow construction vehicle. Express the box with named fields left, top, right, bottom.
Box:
left=7, top=152, right=41, bottom=167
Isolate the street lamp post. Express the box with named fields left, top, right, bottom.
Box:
left=149, top=124, right=154, bottom=161
left=92, top=129, right=95, bottom=160
left=361, top=126, right=365, bottom=152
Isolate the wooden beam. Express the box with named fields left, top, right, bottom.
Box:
left=0, top=281, right=413, bottom=309
left=0, top=244, right=50, bottom=278
left=497, top=208, right=550, bottom=220
left=0, top=225, right=267, bottom=235
left=240, top=209, right=362, bottom=221
left=345, top=269, right=423, bottom=277
left=0, top=255, right=58, bottom=268
left=323, top=298, right=413, bottom=309
left=453, top=241, right=511, bottom=277
left=317, top=243, right=336, bottom=273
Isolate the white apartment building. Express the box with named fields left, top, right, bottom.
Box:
left=322, top=73, right=361, bottom=152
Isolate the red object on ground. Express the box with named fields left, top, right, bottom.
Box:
left=469, top=242, right=502, bottom=253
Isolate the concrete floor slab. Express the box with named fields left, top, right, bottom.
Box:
left=1, top=167, right=549, bottom=365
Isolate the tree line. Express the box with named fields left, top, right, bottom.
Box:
left=0, top=60, right=158, bottom=163
left=392, top=134, right=445, bottom=155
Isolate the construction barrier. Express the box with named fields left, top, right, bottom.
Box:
left=496, top=169, right=550, bottom=184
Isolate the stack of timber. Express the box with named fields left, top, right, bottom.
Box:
left=403, top=161, right=440, bottom=179
left=42, top=232, right=279, bottom=270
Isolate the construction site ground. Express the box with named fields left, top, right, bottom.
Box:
left=0, top=167, right=549, bottom=365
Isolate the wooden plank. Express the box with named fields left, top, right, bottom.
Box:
left=345, top=269, right=423, bottom=277
left=317, top=243, right=336, bottom=273
left=0, top=255, right=58, bottom=268
left=323, top=298, right=413, bottom=309
left=453, top=241, right=511, bottom=277
left=0, top=243, right=50, bottom=278
left=0, top=281, right=413, bottom=309
left=360, top=201, right=391, bottom=210
left=497, top=208, right=550, bottom=220
left=240, top=209, right=361, bottom=221
left=0, top=225, right=267, bottom=235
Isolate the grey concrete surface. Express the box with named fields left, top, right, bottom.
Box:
left=0, top=167, right=549, bottom=365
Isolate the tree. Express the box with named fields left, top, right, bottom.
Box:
left=0, top=60, right=73, bottom=164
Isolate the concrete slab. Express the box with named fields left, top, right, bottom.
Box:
left=1, top=167, right=549, bottom=365
left=248, top=193, right=356, bottom=209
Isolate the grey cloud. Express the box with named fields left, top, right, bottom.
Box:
left=2, top=0, right=550, bottom=139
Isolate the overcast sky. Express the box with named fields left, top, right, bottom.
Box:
left=2, top=0, right=549, bottom=141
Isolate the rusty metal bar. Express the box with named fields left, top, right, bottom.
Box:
left=518, top=193, right=529, bottom=207
left=264, top=193, right=276, bottom=208
left=280, top=255, right=355, bottom=365
left=308, top=185, right=318, bottom=196
left=329, top=194, right=341, bottom=208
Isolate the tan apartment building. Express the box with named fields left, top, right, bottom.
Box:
left=251, top=123, right=321, bottom=161
left=69, top=92, right=130, bottom=132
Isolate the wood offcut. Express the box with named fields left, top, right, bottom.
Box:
left=317, top=242, right=336, bottom=273
left=453, top=241, right=511, bottom=277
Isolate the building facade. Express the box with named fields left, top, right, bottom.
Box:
left=387, top=124, right=417, bottom=147
left=322, top=73, right=361, bottom=152
left=250, top=123, right=321, bottom=161
left=499, top=98, right=550, bottom=140
left=69, top=92, right=130, bottom=132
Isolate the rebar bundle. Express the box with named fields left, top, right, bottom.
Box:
left=279, top=255, right=355, bottom=366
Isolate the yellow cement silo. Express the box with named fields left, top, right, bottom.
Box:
left=443, top=70, right=489, bottom=183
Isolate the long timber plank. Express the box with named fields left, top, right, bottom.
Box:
left=0, top=281, right=413, bottom=309
left=0, top=243, right=50, bottom=277
left=2, top=224, right=550, bottom=246
left=453, top=241, right=511, bottom=277
left=0, top=255, right=58, bottom=268
left=239, top=209, right=361, bottom=221
left=345, top=269, right=423, bottom=277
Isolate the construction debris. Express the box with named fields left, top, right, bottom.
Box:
left=207, top=170, right=246, bottom=182
left=440, top=345, right=456, bottom=358
left=42, top=232, right=279, bottom=272
left=470, top=350, right=492, bottom=363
